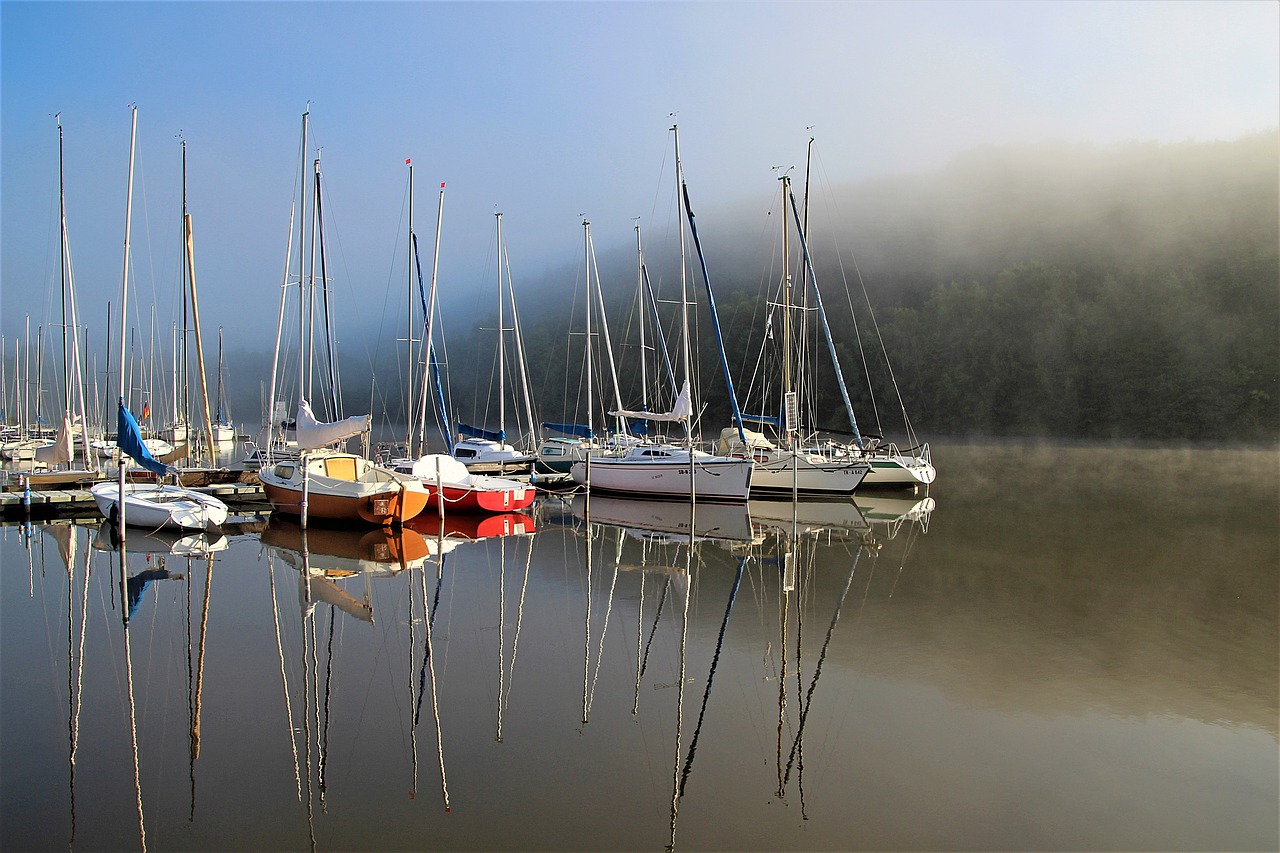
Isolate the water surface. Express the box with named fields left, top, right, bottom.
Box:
left=1, top=443, right=1275, bottom=851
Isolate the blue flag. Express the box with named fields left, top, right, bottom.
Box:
left=117, top=399, right=170, bottom=477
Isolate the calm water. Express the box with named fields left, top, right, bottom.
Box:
left=1, top=443, right=1276, bottom=852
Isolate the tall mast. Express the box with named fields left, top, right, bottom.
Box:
left=56, top=115, right=95, bottom=466
left=413, top=181, right=448, bottom=452
left=264, top=111, right=304, bottom=462
left=117, top=107, right=137, bottom=405
left=583, top=219, right=593, bottom=438
left=786, top=182, right=863, bottom=448
left=634, top=224, right=648, bottom=413
left=781, top=172, right=794, bottom=448
left=182, top=139, right=217, bottom=467
left=495, top=212, right=506, bottom=440
left=671, top=126, right=692, bottom=409
left=589, top=224, right=624, bottom=424
left=58, top=118, right=70, bottom=411
left=296, top=112, right=308, bottom=409
left=116, top=105, right=138, bottom=526
left=181, top=137, right=191, bottom=435
left=314, top=156, right=339, bottom=418
left=406, top=160, right=415, bottom=455
left=675, top=125, right=747, bottom=445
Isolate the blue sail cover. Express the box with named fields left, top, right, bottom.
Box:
left=542, top=422, right=594, bottom=439
left=628, top=418, right=649, bottom=436
left=456, top=423, right=506, bottom=442
left=117, top=399, right=171, bottom=477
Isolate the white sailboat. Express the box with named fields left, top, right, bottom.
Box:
left=721, top=170, right=871, bottom=498
left=792, top=138, right=934, bottom=488
left=534, top=218, right=640, bottom=482
left=570, top=124, right=753, bottom=502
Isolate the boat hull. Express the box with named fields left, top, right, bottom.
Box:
left=571, top=455, right=753, bottom=502
left=742, top=452, right=871, bottom=498
left=259, top=454, right=431, bottom=526
left=861, top=455, right=937, bottom=487
left=89, top=482, right=229, bottom=531
left=390, top=454, right=535, bottom=513
left=260, top=477, right=430, bottom=526
left=426, top=481, right=535, bottom=513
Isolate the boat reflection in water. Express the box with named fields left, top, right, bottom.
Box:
left=569, top=493, right=754, bottom=546
left=853, top=492, right=936, bottom=537
left=261, top=517, right=433, bottom=623
left=93, top=519, right=229, bottom=558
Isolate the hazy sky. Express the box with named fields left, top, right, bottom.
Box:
left=2, top=0, right=1277, bottom=356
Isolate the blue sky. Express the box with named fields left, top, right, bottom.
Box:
left=2, top=0, right=1277, bottom=357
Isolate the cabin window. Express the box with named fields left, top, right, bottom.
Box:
left=274, top=464, right=295, bottom=478
left=455, top=448, right=476, bottom=458
left=543, top=447, right=565, bottom=457
left=325, top=457, right=358, bottom=481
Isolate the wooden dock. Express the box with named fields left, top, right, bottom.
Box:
left=0, top=481, right=269, bottom=521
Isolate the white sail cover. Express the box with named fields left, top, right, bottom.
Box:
left=296, top=399, right=371, bottom=450
left=609, top=380, right=693, bottom=423
left=34, top=414, right=75, bottom=465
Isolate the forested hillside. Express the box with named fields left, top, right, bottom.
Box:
left=512, top=132, right=1279, bottom=443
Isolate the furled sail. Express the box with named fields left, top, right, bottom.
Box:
left=542, top=422, right=594, bottom=439
left=456, top=423, right=506, bottom=442
left=34, top=414, right=76, bottom=465
left=296, top=399, right=370, bottom=451
left=609, top=379, right=692, bottom=423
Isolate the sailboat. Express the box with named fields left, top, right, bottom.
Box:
left=534, top=219, right=641, bottom=482
left=386, top=164, right=533, bottom=512
left=89, top=106, right=229, bottom=533
left=791, top=137, right=934, bottom=489
left=210, top=327, right=235, bottom=447
left=256, top=111, right=430, bottom=527
left=570, top=124, right=753, bottom=502
left=720, top=171, right=871, bottom=498
left=450, top=212, right=538, bottom=475
left=22, top=116, right=99, bottom=488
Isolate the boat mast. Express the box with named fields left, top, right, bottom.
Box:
left=406, top=160, right=415, bottom=456
left=314, top=156, right=339, bottom=419
left=588, top=224, right=625, bottom=429
left=117, top=105, right=138, bottom=528
left=264, top=110, right=305, bottom=462
left=58, top=119, right=71, bottom=416
left=495, top=212, right=506, bottom=443
left=296, top=114, right=309, bottom=412
left=182, top=139, right=217, bottom=467
left=785, top=183, right=863, bottom=449
left=671, top=125, right=693, bottom=448
left=675, top=125, right=747, bottom=445
left=583, top=219, right=594, bottom=439
left=634, top=225, right=648, bottom=415
left=781, top=172, right=795, bottom=449
left=506, top=250, right=538, bottom=455
left=419, top=181, right=447, bottom=451
left=57, top=115, right=95, bottom=466
left=412, top=180, right=448, bottom=453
